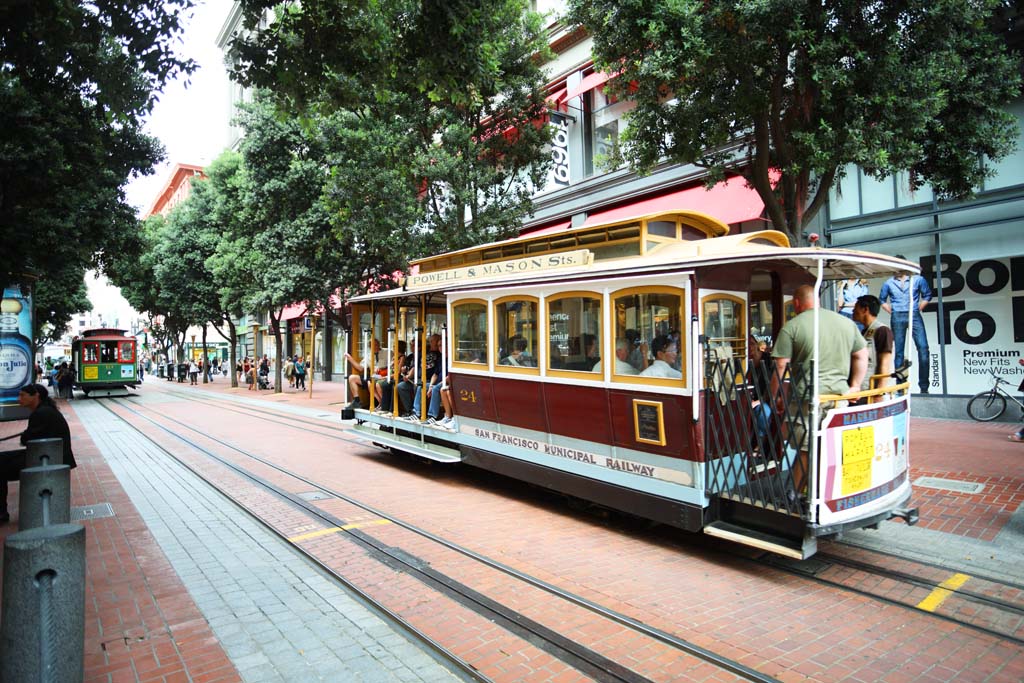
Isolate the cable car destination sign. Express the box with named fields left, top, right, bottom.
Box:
left=403, top=249, right=593, bottom=290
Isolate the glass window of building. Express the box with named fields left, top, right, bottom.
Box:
left=547, top=294, right=602, bottom=373
left=585, top=86, right=635, bottom=177
left=495, top=297, right=538, bottom=370
left=452, top=300, right=488, bottom=366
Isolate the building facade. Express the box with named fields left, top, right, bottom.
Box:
left=213, top=2, right=1023, bottom=405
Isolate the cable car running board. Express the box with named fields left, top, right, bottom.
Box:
left=350, top=421, right=462, bottom=463
left=704, top=521, right=816, bottom=560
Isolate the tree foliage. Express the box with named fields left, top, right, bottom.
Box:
left=567, top=0, right=1022, bottom=244
left=227, top=0, right=553, bottom=272
left=0, top=0, right=196, bottom=292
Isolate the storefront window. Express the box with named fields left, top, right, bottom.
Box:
left=547, top=294, right=602, bottom=373
left=332, top=325, right=347, bottom=376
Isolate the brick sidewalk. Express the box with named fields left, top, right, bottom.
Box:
left=0, top=403, right=241, bottom=683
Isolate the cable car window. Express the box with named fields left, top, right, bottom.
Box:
left=547, top=294, right=602, bottom=373
left=495, top=297, right=538, bottom=371
left=82, top=342, right=99, bottom=364
left=452, top=300, right=488, bottom=366
left=613, top=288, right=685, bottom=383
left=646, top=221, right=676, bottom=238
left=119, top=342, right=134, bottom=363
left=100, top=341, right=118, bottom=363
left=702, top=295, right=746, bottom=363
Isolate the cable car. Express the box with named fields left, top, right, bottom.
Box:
left=71, top=328, right=140, bottom=397
left=343, top=209, right=919, bottom=559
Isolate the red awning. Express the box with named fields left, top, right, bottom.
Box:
left=565, top=71, right=613, bottom=101
left=280, top=303, right=310, bottom=321
left=582, top=177, right=766, bottom=227
left=545, top=86, right=568, bottom=109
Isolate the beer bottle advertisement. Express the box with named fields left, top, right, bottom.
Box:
left=0, top=285, right=33, bottom=406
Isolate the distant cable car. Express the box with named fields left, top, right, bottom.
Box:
left=71, top=328, right=140, bottom=397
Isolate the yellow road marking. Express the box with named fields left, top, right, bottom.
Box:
left=288, top=519, right=391, bottom=543
left=916, top=573, right=970, bottom=612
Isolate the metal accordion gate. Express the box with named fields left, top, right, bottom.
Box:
left=702, top=354, right=814, bottom=521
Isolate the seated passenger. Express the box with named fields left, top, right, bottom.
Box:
left=549, top=341, right=565, bottom=369
left=583, top=333, right=600, bottom=371
left=345, top=338, right=381, bottom=409
left=407, top=334, right=443, bottom=418
left=625, top=329, right=649, bottom=373
left=605, top=336, right=638, bottom=374
left=375, top=341, right=409, bottom=411
left=499, top=336, right=534, bottom=367
left=639, top=335, right=682, bottom=378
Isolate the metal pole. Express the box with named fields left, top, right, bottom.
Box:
left=308, top=314, right=316, bottom=399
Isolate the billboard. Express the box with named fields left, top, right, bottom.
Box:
left=1, top=284, right=33, bottom=419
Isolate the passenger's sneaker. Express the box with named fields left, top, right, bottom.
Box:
left=346, top=398, right=363, bottom=410
left=424, top=416, right=438, bottom=425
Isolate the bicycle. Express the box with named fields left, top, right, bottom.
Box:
left=966, top=368, right=1024, bottom=422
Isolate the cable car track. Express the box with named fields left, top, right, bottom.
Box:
left=100, top=397, right=781, bottom=683
left=135, top=387, right=1024, bottom=651
left=753, top=550, right=1024, bottom=647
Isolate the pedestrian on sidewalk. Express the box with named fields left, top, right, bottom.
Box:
left=57, top=361, right=74, bottom=400
left=188, top=359, right=199, bottom=385
left=284, top=356, right=295, bottom=387
left=0, top=384, right=77, bottom=524
left=1010, top=358, right=1024, bottom=443
left=294, top=356, right=307, bottom=390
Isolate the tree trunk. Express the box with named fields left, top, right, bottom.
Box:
left=270, top=310, right=284, bottom=394
left=201, top=323, right=208, bottom=384
left=227, top=320, right=237, bottom=388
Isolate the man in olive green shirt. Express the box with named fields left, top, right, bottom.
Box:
left=771, top=284, right=868, bottom=493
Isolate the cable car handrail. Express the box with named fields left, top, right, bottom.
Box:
left=817, top=381, right=910, bottom=404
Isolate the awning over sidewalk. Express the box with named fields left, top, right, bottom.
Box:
left=582, top=177, right=766, bottom=227
left=565, top=71, right=613, bottom=101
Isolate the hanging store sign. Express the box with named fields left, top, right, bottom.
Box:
left=548, top=116, right=571, bottom=188
left=403, top=249, right=593, bottom=290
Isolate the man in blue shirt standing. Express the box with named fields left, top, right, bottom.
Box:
left=879, top=256, right=932, bottom=393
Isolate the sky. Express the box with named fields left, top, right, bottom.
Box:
left=89, top=0, right=235, bottom=323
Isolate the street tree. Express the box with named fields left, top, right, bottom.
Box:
left=228, top=0, right=553, bottom=266
left=192, top=151, right=250, bottom=388
left=110, top=215, right=193, bottom=363
left=567, top=0, right=1022, bottom=245
left=208, top=95, right=338, bottom=393
left=31, top=263, right=91, bottom=357
left=0, top=0, right=196, bottom=288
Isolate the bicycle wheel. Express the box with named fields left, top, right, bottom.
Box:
left=967, top=390, right=1006, bottom=422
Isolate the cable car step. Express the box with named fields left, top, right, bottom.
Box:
left=704, top=521, right=816, bottom=560
left=350, top=423, right=462, bottom=463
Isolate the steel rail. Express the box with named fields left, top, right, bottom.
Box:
left=105, top=396, right=781, bottom=683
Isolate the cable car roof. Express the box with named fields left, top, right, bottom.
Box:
left=350, top=230, right=918, bottom=303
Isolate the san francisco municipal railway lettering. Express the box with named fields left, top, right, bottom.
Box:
left=471, top=427, right=656, bottom=477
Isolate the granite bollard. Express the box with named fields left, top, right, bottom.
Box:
left=18, top=464, right=72, bottom=530
left=1, top=523, right=86, bottom=683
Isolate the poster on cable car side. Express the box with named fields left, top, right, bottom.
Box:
left=0, top=284, right=34, bottom=420
left=817, top=395, right=911, bottom=525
